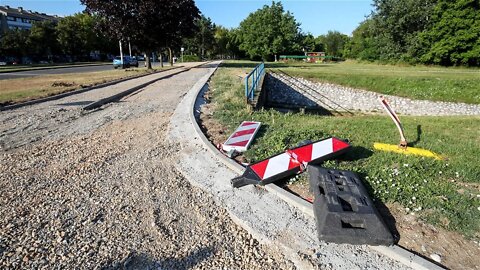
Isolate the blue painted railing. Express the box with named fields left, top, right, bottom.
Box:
left=245, top=62, right=265, bottom=101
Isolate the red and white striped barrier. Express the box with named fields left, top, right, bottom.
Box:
left=231, top=137, right=351, bottom=188
left=222, top=121, right=261, bottom=153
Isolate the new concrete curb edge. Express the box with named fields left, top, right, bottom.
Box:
left=1, top=66, right=182, bottom=111
left=187, top=67, right=445, bottom=270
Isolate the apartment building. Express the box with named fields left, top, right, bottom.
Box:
left=0, top=5, right=59, bottom=36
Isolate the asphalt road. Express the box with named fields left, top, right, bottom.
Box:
left=0, top=62, right=166, bottom=80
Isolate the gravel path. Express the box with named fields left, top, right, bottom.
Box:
left=268, top=71, right=480, bottom=116
left=0, top=62, right=293, bottom=269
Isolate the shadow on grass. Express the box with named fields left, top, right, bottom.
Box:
left=220, top=62, right=260, bottom=68
left=408, top=125, right=422, bottom=147
left=340, top=146, right=374, bottom=161
left=220, top=61, right=335, bottom=69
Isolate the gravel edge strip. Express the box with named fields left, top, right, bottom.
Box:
left=186, top=68, right=445, bottom=270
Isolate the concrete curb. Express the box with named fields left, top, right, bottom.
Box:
left=83, top=62, right=213, bottom=111
left=0, top=67, right=181, bottom=111
left=0, top=63, right=110, bottom=74
left=187, top=68, right=445, bottom=270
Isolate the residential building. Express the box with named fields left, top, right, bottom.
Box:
left=0, top=5, right=60, bottom=36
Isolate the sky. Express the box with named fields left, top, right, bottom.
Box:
left=2, top=0, right=374, bottom=36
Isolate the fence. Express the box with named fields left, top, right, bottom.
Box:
left=245, top=62, right=265, bottom=101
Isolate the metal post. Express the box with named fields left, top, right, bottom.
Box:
left=245, top=77, right=249, bottom=100
left=119, top=40, right=124, bottom=68
left=128, top=38, right=132, bottom=57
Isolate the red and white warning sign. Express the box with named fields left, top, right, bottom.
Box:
left=231, top=137, right=351, bottom=188
left=222, top=121, right=261, bottom=153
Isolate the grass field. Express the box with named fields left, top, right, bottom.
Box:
left=262, top=60, right=480, bottom=104
left=208, top=62, right=480, bottom=239
left=0, top=67, right=170, bottom=105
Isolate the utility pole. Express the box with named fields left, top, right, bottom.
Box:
left=119, top=40, right=124, bottom=68
left=128, top=38, right=132, bottom=57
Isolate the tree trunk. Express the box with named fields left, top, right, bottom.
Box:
left=168, top=47, right=173, bottom=66
left=145, top=51, right=152, bottom=70
left=160, top=52, right=164, bottom=68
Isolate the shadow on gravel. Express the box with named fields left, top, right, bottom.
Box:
left=105, top=247, right=215, bottom=270
left=57, top=101, right=94, bottom=106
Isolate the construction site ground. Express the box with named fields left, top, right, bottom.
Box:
left=198, top=66, right=480, bottom=270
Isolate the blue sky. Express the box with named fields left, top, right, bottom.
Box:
left=3, top=0, right=373, bottom=36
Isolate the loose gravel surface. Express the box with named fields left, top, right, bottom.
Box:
left=0, top=62, right=293, bottom=269
left=268, top=71, right=480, bottom=116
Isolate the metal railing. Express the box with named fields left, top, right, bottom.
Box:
left=245, top=62, right=265, bottom=101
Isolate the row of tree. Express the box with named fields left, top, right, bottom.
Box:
left=0, top=13, right=117, bottom=62
left=1, top=0, right=477, bottom=66
left=345, top=0, right=479, bottom=66
left=181, top=2, right=350, bottom=62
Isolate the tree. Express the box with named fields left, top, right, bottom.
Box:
left=318, top=31, right=350, bottom=57
left=213, top=26, right=229, bottom=58
left=28, top=20, right=60, bottom=60
left=418, top=0, right=480, bottom=66
left=343, top=19, right=378, bottom=60
left=237, top=1, right=301, bottom=60
left=301, top=33, right=325, bottom=52
left=182, top=15, right=216, bottom=59
left=197, top=16, right=216, bottom=58
left=0, top=29, right=30, bottom=60
left=225, top=28, right=245, bottom=59
left=82, top=0, right=200, bottom=68
left=56, top=13, right=96, bottom=60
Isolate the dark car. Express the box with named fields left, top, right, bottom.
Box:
left=113, top=56, right=139, bottom=69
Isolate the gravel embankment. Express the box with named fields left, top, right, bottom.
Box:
left=0, top=62, right=293, bottom=269
left=267, top=72, right=480, bottom=116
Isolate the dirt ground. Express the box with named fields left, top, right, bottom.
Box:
left=199, top=87, right=480, bottom=270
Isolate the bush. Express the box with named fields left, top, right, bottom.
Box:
left=182, top=54, right=200, bottom=62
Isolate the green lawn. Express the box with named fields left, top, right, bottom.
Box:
left=223, top=60, right=480, bottom=104
left=208, top=63, right=480, bottom=239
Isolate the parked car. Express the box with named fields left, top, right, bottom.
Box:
left=129, top=56, right=139, bottom=67
left=113, top=56, right=139, bottom=69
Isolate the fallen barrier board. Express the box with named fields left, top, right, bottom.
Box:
left=308, top=166, right=394, bottom=246
left=222, top=121, right=261, bottom=153
left=231, top=137, right=351, bottom=188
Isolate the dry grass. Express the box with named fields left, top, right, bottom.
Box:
left=0, top=67, right=170, bottom=105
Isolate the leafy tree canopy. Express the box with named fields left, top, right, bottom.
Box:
left=317, top=31, right=349, bottom=57
left=237, top=1, right=301, bottom=60
left=81, top=0, right=200, bottom=54
left=56, top=13, right=96, bottom=57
